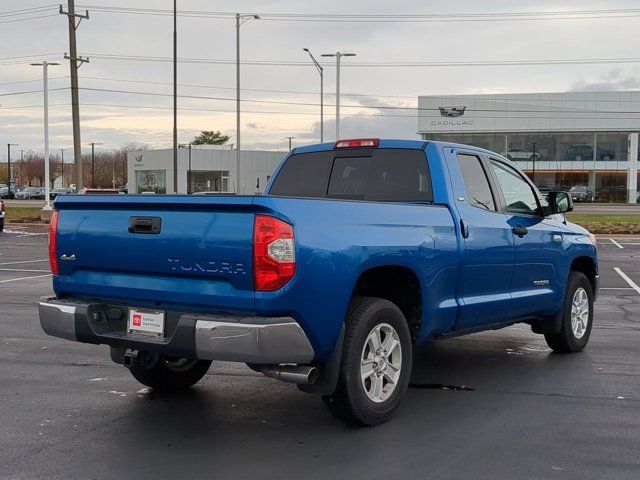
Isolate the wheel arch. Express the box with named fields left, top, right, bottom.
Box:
left=350, top=265, right=422, bottom=342
left=570, top=256, right=597, bottom=293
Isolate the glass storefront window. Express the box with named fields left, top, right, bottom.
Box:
left=188, top=170, right=230, bottom=193
left=135, top=170, right=166, bottom=194
left=595, top=171, right=627, bottom=202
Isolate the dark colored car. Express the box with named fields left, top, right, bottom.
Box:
left=0, top=199, right=5, bottom=231
left=50, top=188, right=73, bottom=199
left=564, top=144, right=615, bottom=161
left=569, top=185, right=594, bottom=203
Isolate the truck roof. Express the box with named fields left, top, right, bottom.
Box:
left=291, top=138, right=503, bottom=160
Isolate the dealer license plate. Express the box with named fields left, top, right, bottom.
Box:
left=128, top=308, right=165, bottom=336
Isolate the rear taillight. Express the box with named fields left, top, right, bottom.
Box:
left=335, top=138, right=379, bottom=149
left=1, top=201, right=5, bottom=212
left=253, top=215, right=295, bottom=291
left=49, top=210, right=59, bottom=275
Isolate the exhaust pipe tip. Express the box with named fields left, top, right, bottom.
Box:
left=261, top=365, right=318, bottom=385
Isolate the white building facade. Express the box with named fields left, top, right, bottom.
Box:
left=418, top=91, right=639, bottom=203
left=127, top=146, right=286, bottom=195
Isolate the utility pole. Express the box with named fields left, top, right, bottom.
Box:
left=531, top=141, right=537, bottom=185
left=321, top=51, right=356, bottom=140
left=236, top=13, right=260, bottom=194
left=303, top=48, right=324, bottom=142
left=188, top=143, right=192, bottom=194
left=89, top=142, right=102, bottom=188
left=31, top=61, right=59, bottom=210
left=60, top=1, right=89, bottom=191
left=172, top=0, right=178, bottom=194
left=7, top=144, right=18, bottom=198
left=19, top=149, right=24, bottom=187
left=285, top=136, right=295, bottom=151
left=60, top=149, right=65, bottom=187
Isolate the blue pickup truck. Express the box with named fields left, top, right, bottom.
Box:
left=39, top=139, right=598, bottom=425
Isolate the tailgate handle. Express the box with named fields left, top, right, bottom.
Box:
left=128, top=216, right=162, bottom=235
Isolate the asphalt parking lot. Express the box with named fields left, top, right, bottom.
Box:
left=1, top=228, right=639, bottom=479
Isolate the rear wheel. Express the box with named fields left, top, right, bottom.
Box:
left=545, top=272, right=594, bottom=353
left=0, top=219, right=4, bottom=232
left=322, top=297, right=412, bottom=426
left=128, top=354, right=212, bottom=391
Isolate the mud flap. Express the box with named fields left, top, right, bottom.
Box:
left=298, top=325, right=344, bottom=395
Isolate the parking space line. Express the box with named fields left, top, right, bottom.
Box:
left=600, top=287, right=633, bottom=290
left=613, top=267, right=640, bottom=295
left=0, top=268, right=51, bottom=273
left=0, top=259, right=48, bottom=266
left=610, top=239, right=624, bottom=249
left=0, top=274, right=52, bottom=284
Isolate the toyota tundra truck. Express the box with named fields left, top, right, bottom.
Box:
left=39, top=139, right=598, bottom=425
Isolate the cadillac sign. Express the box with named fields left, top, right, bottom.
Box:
left=431, top=105, right=474, bottom=127
left=438, top=106, right=466, bottom=117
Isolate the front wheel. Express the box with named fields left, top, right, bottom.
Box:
left=544, top=272, right=594, bottom=353
left=322, top=297, right=412, bottom=426
left=128, top=354, right=212, bottom=391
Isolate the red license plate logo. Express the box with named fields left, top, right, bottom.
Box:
left=132, top=313, right=142, bottom=327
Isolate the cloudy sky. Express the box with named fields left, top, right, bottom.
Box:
left=1, top=0, right=640, bottom=159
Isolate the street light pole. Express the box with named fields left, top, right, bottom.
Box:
left=285, top=137, right=295, bottom=151
left=7, top=143, right=18, bottom=198
left=89, top=142, right=102, bottom=188
left=235, top=12, right=260, bottom=194
left=321, top=51, right=356, bottom=140
left=60, top=148, right=65, bottom=188
left=303, top=48, right=324, bottom=142
left=172, top=0, right=178, bottom=194
left=31, top=60, right=59, bottom=210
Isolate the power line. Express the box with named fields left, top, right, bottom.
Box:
left=76, top=74, right=419, bottom=100
left=0, top=13, right=59, bottom=24
left=79, top=53, right=640, bottom=68
left=74, top=5, right=640, bottom=22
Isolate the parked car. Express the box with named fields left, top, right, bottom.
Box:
left=502, top=147, right=540, bottom=161
left=0, top=187, right=12, bottom=199
left=39, top=139, right=598, bottom=425
left=564, top=144, right=615, bottom=161
left=50, top=188, right=73, bottom=199
left=79, top=188, right=122, bottom=195
left=569, top=185, right=594, bottom=203
left=15, top=187, right=45, bottom=200
left=0, top=200, right=5, bottom=231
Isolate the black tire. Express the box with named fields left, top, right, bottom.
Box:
left=0, top=219, right=4, bottom=232
left=544, top=272, right=594, bottom=353
left=128, top=355, right=212, bottom=391
left=322, top=297, right=412, bottom=426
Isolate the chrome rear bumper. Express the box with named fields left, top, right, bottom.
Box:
left=38, top=297, right=314, bottom=364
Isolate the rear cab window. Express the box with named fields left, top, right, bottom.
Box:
left=269, top=149, right=433, bottom=203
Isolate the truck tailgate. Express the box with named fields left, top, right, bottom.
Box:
left=53, top=195, right=257, bottom=313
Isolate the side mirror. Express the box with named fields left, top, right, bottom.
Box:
left=548, top=191, right=573, bottom=214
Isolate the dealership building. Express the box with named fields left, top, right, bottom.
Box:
left=418, top=91, right=639, bottom=203
left=127, top=146, right=286, bottom=195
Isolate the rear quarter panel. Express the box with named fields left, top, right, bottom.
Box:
left=253, top=196, right=459, bottom=360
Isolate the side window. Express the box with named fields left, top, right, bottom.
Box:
left=457, top=154, right=496, bottom=211
left=490, top=160, right=540, bottom=215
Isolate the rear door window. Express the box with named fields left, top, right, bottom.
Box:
left=270, top=149, right=433, bottom=202
left=457, top=154, right=496, bottom=211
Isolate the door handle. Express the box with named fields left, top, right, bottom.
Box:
left=128, top=216, right=162, bottom=235
left=512, top=226, right=528, bottom=237
left=460, top=219, right=469, bottom=239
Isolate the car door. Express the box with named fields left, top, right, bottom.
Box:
left=487, top=158, right=566, bottom=319
left=444, top=149, right=515, bottom=330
